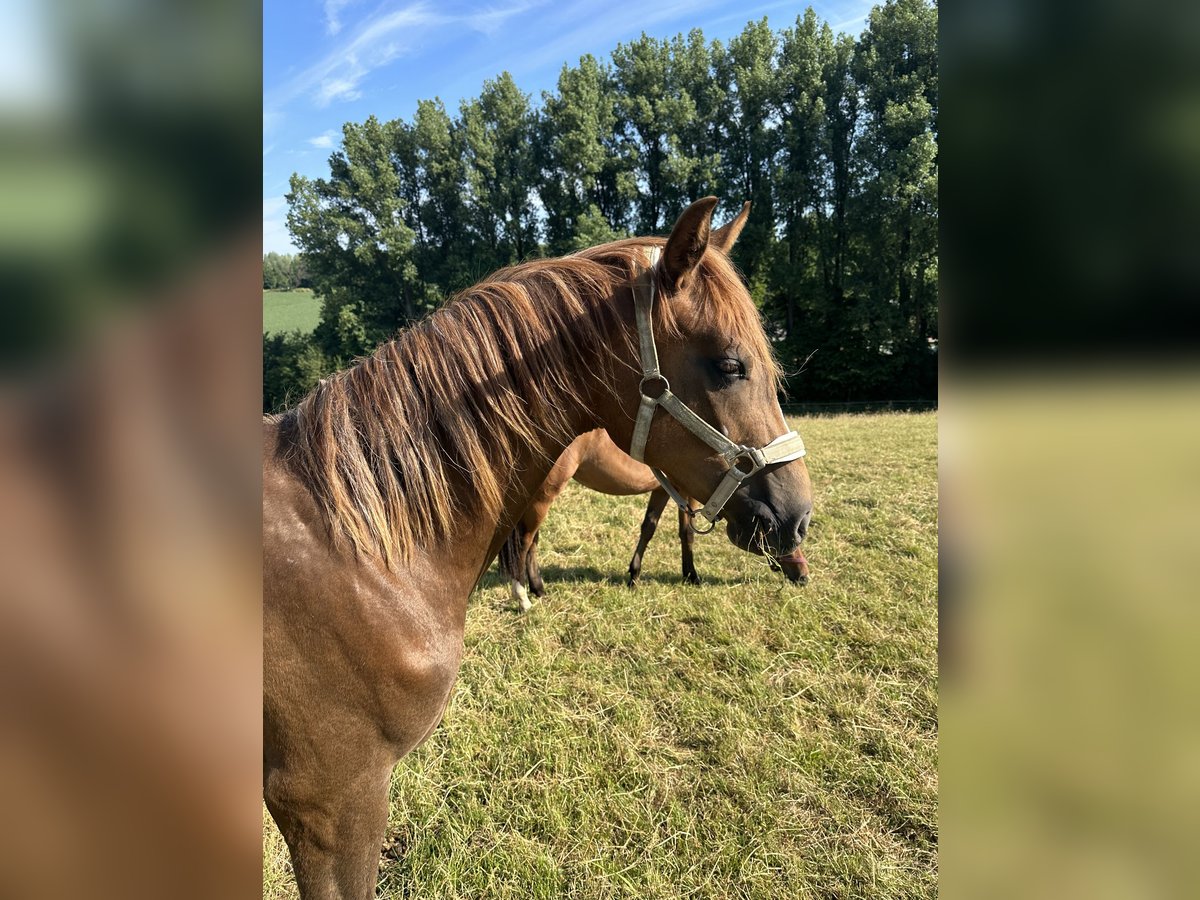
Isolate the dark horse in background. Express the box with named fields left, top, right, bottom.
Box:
left=263, top=199, right=814, bottom=898
left=498, top=427, right=810, bottom=611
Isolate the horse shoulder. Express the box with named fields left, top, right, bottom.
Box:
left=263, top=437, right=465, bottom=755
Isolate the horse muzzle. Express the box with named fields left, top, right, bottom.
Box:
left=724, top=497, right=812, bottom=559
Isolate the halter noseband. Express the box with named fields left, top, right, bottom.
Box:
left=628, top=246, right=807, bottom=533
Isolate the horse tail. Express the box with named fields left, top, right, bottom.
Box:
left=498, top=522, right=526, bottom=583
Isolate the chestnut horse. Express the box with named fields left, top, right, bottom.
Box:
left=263, top=198, right=813, bottom=898
left=498, top=428, right=810, bottom=611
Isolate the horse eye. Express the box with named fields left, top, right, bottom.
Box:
left=716, top=358, right=744, bottom=377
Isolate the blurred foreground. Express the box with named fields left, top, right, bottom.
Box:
left=0, top=1, right=261, bottom=897
left=942, top=373, right=1200, bottom=898
left=943, top=0, right=1200, bottom=890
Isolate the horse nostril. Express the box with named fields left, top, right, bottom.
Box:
left=795, top=509, right=813, bottom=544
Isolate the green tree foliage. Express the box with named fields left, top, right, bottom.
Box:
left=611, top=35, right=673, bottom=233
left=403, top=99, right=473, bottom=291
left=460, top=73, right=540, bottom=270
left=270, top=1, right=938, bottom=412
left=610, top=32, right=728, bottom=232
left=262, top=252, right=307, bottom=290
left=538, top=55, right=635, bottom=253
left=665, top=31, right=725, bottom=211
left=263, top=331, right=330, bottom=413
left=287, top=116, right=425, bottom=363
left=851, top=0, right=938, bottom=399
left=718, top=19, right=783, bottom=290
left=772, top=10, right=831, bottom=338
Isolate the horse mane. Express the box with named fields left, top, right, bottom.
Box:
left=276, top=237, right=779, bottom=566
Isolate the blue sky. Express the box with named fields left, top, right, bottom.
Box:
left=264, top=0, right=875, bottom=253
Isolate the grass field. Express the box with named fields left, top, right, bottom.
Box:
left=263, top=289, right=321, bottom=335
left=263, top=411, right=938, bottom=899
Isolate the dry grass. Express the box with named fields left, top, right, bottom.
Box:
left=264, top=412, right=938, bottom=899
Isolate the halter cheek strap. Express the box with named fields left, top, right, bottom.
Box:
left=628, top=247, right=807, bottom=532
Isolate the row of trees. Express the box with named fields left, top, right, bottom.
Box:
left=267, top=0, right=937, bottom=412
left=262, top=252, right=309, bottom=290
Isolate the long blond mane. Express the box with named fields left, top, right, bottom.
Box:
left=274, top=238, right=778, bottom=565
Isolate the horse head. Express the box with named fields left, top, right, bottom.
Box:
left=594, top=198, right=814, bottom=568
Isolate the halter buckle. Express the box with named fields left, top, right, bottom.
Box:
left=730, top=447, right=766, bottom=479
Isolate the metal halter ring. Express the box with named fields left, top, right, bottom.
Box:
left=690, top=509, right=718, bottom=535
left=639, top=373, right=670, bottom=401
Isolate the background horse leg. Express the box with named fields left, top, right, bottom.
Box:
left=265, top=739, right=394, bottom=900
left=499, top=519, right=537, bottom=611
left=525, top=528, right=545, bottom=597
left=680, top=502, right=701, bottom=585
left=627, top=487, right=670, bottom=587
left=500, top=444, right=579, bottom=611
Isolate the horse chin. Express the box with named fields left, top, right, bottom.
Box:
left=725, top=521, right=810, bottom=585
left=724, top=519, right=766, bottom=556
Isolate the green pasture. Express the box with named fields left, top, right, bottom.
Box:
left=263, top=289, right=321, bottom=335
left=264, top=411, right=938, bottom=899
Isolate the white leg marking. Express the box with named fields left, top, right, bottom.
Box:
left=511, top=580, right=532, bottom=612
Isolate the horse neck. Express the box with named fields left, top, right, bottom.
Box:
left=465, top=377, right=618, bottom=580
left=417, top=283, right=630, bottom=579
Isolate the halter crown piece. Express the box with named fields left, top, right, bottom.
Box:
left=628, top=246, right=808, bottom=534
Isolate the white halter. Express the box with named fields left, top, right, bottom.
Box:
left=628, top=247, right=807, bottom=533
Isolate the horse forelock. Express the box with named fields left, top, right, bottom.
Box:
left=592, top=240, right=787, bottom=391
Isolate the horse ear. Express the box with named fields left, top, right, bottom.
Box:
left=661, top=196, right=719, bottom=290
left=711, top=201, right=751, bottom=254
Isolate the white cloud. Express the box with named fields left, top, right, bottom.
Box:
left=324, top=0, right=351, bottom=36
left=461, top=0, right=717, bottom=83
left=287, top=3, right=436, bottom=110
left=307, top=130, right=338, bottom=149
left=831, top=13, right=869, bottom=34
left=465, top=1, right=534, bottom=36
left=315, top=74, right=364, bottom=107
left=265, top=1, right=538, bottom=114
